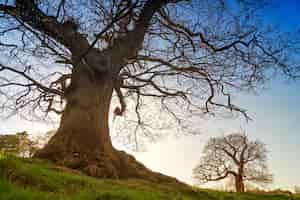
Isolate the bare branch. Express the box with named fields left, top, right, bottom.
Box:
left=193, top=132, right=272, bottom=190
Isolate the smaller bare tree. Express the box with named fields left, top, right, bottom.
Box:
left=193, top=133, right=273, bottom=192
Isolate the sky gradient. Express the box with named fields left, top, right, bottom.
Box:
left=0, top=0, right=300, bottom=192
left=131, top=1, right=300, bottom=190
left=132, top=1, right=300, bottom=189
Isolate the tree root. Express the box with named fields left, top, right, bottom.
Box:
left=35, top=147, right=185, bottom=186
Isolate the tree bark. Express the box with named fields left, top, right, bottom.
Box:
left=235, top=175, right=245, bottom=192
left=1, top=0, right=189, bottom=186
left=34, top=68, right=182, bottom=184
left=35, top=69, right=116, bottom=173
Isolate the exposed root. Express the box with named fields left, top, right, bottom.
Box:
left=35, top=146, right=184, bottom=186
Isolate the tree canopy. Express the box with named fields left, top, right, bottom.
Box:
left=193, top=133, right=273, bottom=192
left=0, top=1, right=298, bottom=139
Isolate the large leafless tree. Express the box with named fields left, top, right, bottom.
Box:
left=0, top=0, right=298, bottom=182
left=193, top=133, right=273, bottom=192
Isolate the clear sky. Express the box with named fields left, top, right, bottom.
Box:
left=131, top=78, right=300, bottom=191
left=131, top=1, right=300, bottom=190
left=0, top=0, right=300, bottom=192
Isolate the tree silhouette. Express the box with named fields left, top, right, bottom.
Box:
left=0, top=0, right=298, bottom=181
left=193, top=133, right=273, bottom=192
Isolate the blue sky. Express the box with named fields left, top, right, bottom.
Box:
left=132, top=1, right=300, bottom=190
left=264, top=0, right=300, bottom=30
left=0, top=0, right=300, bottom=191
left=131, top=78, right=300, bottom=190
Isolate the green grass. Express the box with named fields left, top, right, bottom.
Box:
left=0, top=153, right=299, bottom=200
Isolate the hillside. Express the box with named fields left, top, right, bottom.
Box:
left=0, top=153, right=299, bottom=200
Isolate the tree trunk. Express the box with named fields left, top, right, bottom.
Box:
left=34, top=70, right=181, bottom=184
left=235, top=175, right=245, bottom=192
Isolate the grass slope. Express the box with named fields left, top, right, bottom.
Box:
left=0, top=153, right=299, bottom=200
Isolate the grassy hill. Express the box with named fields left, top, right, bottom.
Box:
left=0, top=153, right=299, bottom=200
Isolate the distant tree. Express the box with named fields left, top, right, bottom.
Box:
left=0, top=131, right=38, bottom=157
left=193, top=133, right=273, bottom=192
left=295, top=186, right=300, bottom=194
left=223, top=175, right=260, bottom=192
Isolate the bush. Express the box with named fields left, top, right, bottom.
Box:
left=0, top=132, right=38, bottom=157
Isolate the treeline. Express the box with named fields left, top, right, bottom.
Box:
left=0, top=131, right=54, bottom=157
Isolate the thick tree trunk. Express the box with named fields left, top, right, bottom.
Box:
left=235, top=175, right=245, bottom=193
left=35, top=71, right=181, bottom=184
